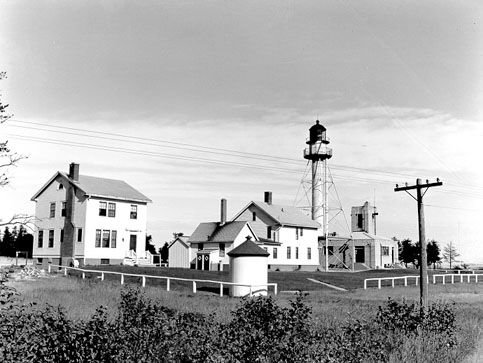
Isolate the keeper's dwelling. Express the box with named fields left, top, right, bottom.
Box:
left=31, top=163, right=151, bottom=266
left=169, top=192, right=320, bottom=271
left=324, top=201, right=399, bottom=269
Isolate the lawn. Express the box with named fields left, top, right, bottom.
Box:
left=57, top=264, right=471, bottom=292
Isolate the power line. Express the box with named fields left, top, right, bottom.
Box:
left=11, top=118, right=471, bottom=185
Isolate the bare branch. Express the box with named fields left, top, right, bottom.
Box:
left=0, top=214, right=38, bottom=232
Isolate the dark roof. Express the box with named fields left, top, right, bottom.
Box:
left=234, top=201, right=320, bottom=229
left=31, top=171, right=151, bottom=203
left=188, top=221, right=252, bottom=243
left=228, top=239, right=270, bottom=257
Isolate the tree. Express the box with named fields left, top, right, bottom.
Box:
left=145, top=235, right=157, bottom=255
left=399, top=238, right=417, bottom=268
left=1, top=72, right=24, bottom=188
left=442, top=241, right=460, bottom=269
left=0, top=72, right=31, bottom=229
left=426, top=240, right=441, bottom=269
left=159, top=242, right=169, bottom=263
left=0, top=226, right=15, bottom=257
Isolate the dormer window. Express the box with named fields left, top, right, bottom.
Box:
left=252, top=212, right=257, bottom=221
left=58, top=183, right=64, bottom=190
left=61, top=202, right=66, bottom=217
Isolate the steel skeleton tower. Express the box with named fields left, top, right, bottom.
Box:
left=303, top=121, right=333, bottom=270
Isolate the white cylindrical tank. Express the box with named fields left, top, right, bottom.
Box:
left=228, top=237, right=269, bottom=297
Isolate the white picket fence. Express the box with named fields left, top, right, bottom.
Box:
left=47, top=264, right=277, bottom=297
left=364, top=273, right=483, bottom=290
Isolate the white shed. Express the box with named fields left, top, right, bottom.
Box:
left=168, top=236, right=191, bottom=268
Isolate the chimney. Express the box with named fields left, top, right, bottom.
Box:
left=69, top=162, right=79, bottom=181
left=264, top=191, right=272, bottom=205
left=220, top=198, right=227, bottom=225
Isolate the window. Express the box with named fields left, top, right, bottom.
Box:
left=382, top=246, right=390, bottom=256
left=77, top=228, right=83, bottom=242
left=295, top=247, right=299, bottom=259
left=252, top=212, right=257, bottom=221
left=300, top=228, right=303, bottom=237
left=219, top=243, right=225, bottom=257
left=357, top=214, right=363, bottom=229
left=48, top=230, right=54, bottom=248
left=99, top=202, right=107, bottom=216
left=273, top=247, right=278, bottom=259
left=111, top=230, right=117, bottom=248
left=38, top=230, right=43, bottom=248
left=61, top=202, right=66, bottom=217
left=102, top=230, right=110, bottom=248
left=327, top=246, right=334, bottom=255
left=49, top=202, right=56, bottom=218
left=60, top=229, right=64, bottom=243
left=287, top=246, right=291, bottom=259
left=37, top=258, right=43, bottom=264
left=130, top=205, right=138, bottom=219
left=267, top=226, right=272, bottom=239
left=95, top=229, right=101, bottom=247
left=108, top=203, right=116, bottom=217
left=100, top=259, right=110, bottom=265
left=198, top=243, right=204, bottom=251
left=58, top=183, right=64, bottom=190
left=307, top=247, right=312, bottom=260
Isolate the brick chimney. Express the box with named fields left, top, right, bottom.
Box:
left=220, top=198, right=227, bottom=225
left=264, top=191, right=272, bottom=205
left=69, top=162, right=79, bottom=181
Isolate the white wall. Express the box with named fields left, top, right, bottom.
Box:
left=84, top=198, right=148, bottom=261
left=264, top=226, right=319, bottom=266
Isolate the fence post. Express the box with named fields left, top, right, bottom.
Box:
left=391, top=278, right=395, bottom=288
left=451, top=275, right=454, bottom=284
left=442, top=275, right=445, bottom=285
left=404, top=277, right=407, bottom=286
left=193, top=281, right=197, bottom=293
left=415, top=276, right=418, bottom=286
left=433, top=275, right=436, bottom=284
left=166, top=278, right=170, bottom=292
left=377, top=279, right=381, bottom=289
left=82, top=272, right=85, bottom=279
left=101, top=272, right=104, bottom=281
left=64, top=267, right=67, bottom=276
left=142, top=276, right=146, bottom=287
left=48, top=264, right=51, bottom=273
left=249, top=285, right=253, bottom=297
left=219, top=283, right=223, bottom=297
left=121, top=274, right=124, bottom=285
left=461, top=275, right=463, bottom=283
left=364, top=280, right=367, bottom=290
left=476, top=275, right=479, bottom=283
left=274, top=284, right=278, bottom=295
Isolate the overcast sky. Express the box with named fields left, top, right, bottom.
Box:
left=1, top=1, right=482, bottom=262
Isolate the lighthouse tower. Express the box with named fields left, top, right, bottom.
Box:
left=303, top=120, right=333, bottom=232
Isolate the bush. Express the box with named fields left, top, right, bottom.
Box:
left=0, top=284, right=468, bottom=362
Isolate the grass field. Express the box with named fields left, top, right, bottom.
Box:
left=56, top=264, right=479, bottom=292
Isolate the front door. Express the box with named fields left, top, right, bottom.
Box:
left=196, top=255, right=203, bottom=270
left=203, top=254, right=210, bottom=270
left=355, top=246, right=365, bottom=263
left=130, top=235, right=137, bottom=251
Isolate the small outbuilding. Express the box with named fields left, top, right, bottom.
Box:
left=228, top=237, right=269, bottom=297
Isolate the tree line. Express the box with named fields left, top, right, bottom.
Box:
left=0, top=225, right=33, bottom=257
left=397, top=238, right=461, bottom=269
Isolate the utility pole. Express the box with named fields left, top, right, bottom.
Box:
left=394, top=178, right=443, bottom=308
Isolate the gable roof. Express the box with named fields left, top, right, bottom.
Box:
left=188, top=221, right=256, bottom=243
left=228, top=238, right=270, bottom=257
left=233, top=201, right=320, bottom=229
left=168, top=236, right=190, bottom=249
left=31, top=171, right=151, bottom=203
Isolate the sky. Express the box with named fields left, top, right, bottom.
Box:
left=1, top=0, right=482, bottom=262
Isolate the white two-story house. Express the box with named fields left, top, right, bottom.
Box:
left=31, top=163, right=151, bottom=266
left=232, top=192, right=321, bottom=271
